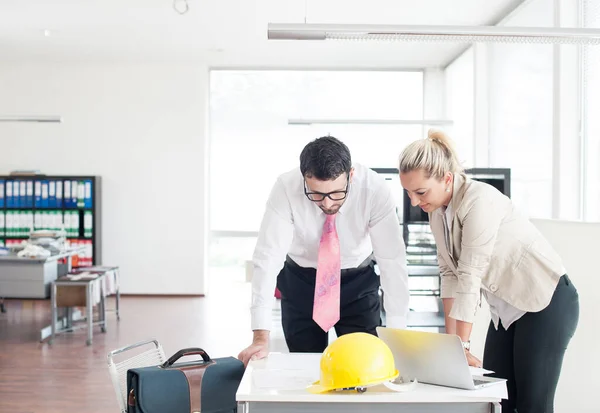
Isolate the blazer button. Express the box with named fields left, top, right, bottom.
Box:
left=489, top=284, right=498, bottom=292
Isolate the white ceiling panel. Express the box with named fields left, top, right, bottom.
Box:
left=0, top=0, right=527, bottom=66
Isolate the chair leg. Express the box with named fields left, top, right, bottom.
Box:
left=101, top=279, right=107, bottom=333
left=86, top=283, right=93, bottom=346
left=50, top=284, right=57, bottom=344
left=0, top=297, right=5, bottom=313
left=115, top=269, right=121, bottom=321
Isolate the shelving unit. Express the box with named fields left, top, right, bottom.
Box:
left=0, top=175, right=101, bottom=267
left=370, top=167, right=442, bottom=332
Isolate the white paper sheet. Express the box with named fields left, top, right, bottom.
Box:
left=469, top=366, right=495, bottom=376
left=252, top=369, right=318, bottom=390
left=265, top=353, right=320, bottom=372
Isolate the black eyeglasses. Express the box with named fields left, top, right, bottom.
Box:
left=304, top=176, right=350, bottom=202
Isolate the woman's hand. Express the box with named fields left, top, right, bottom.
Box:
left=465, top=350, right=482, bottom=367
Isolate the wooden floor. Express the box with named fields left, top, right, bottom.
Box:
left=0, top=277, right=287, bottom=413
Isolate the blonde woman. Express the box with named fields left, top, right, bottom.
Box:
left=398, top=130, right=579, bottom=413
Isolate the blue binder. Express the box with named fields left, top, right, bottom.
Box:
left=48, top=181, right=57, bottom=208
left=35, top=181, right=42, bottom=208
left=0, top=179, right=4, bottom=208
left=13, top=181, right=20, bottom=208
left=19, top=181, right=26, bottom=208
left=6, top=180, right=13, bottom=208
left=41, top=180, right=49, bottom=208
left=84, top=180, right=93, bottom=208
left=26, top=180, right=34, bottom=208
left=56, top=180, right=63, bottom=208
left=71, top=179, right=79, bottom=208
left=63, top=180, right=72, bottom=208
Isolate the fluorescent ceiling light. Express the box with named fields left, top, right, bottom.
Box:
left=288, top=119, right=453, bottom=126
left=0, top=116, right=62, bottom=123
left=268, top=23, right=600, bottom=45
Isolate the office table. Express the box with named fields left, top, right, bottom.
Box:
left=237, top=353, right=506, bottom=413
left=50, top=271, right=108, bottom=345
left=0, top=248, right=83, bottom=312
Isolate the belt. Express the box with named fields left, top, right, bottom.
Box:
left=285, top=254, right=373, bottom=276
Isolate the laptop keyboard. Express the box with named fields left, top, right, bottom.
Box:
left=473, top=379, right=490, bottom=386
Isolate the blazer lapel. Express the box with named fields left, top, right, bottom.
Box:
left=442, top=172, right=469, bottom=269
left=432, top=210, right=457, bottom=272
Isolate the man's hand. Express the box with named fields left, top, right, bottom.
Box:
left=238, top=330, right=270, bottom=367
left=465, top=350, right=482, bottom=368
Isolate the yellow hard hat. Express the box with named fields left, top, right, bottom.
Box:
left=307, top=332, right=399, bottom=394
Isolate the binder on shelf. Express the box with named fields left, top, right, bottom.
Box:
left=5, top=180, right=12, bottom=208
left=0, top=211, right=4, bottom=237
left=77, top=180, right=85, bottom=208
left=70, top=210, right=80, bottom=237
left=84, top=179, right=93, bottom=208
left=0, top=179, right=4, bottom=208
left=16, top=211, right=22, bottom=237
left=71, top=179, right=79, bottom=209
left=56, top=180, right=63, bottom=208
left=84, top=211, right=93, bottom=238
left=19, top=181, right=26, bottom=209
left=48, top=180, right=56, bottom=208
left=35, top=181, right=42, bottom=207
left=26, top=211, right=33, bottom=235
left=64, top=180, right=72, bottom=208
left=15, top=211, right=21, bottom=237
left=26, top=180, right=34, bottom=208
left=41, top=180, right=49, bottom=208
left=34, top=211, right=42, bottom=230
left=13, top=181, right=20, bottom=208
left=5, top=211, right=12, bottom=237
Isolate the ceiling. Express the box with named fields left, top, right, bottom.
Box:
left=0, top=0, right=526, bottom=67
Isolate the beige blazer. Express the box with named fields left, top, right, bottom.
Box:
left=431, top=172, right=564, bottom=323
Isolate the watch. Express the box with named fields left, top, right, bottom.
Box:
left=462, top=340, right=471, bottom=351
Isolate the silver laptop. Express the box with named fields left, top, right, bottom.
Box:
left=376, top=326, right=506, bottom=390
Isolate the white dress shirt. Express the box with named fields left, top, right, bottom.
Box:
left=251, top=163, right=410, bottom=332
left=441, top=204, right=526, bottom=330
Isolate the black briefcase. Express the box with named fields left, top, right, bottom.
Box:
left=127, top=347, right=245, bottom=413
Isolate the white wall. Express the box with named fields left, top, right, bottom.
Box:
left=468, top=219, right=600, bottom=413
left=0, top=62, right=209, bottom=295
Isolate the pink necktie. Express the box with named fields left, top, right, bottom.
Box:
left=312, top=213, right=341, bottom=332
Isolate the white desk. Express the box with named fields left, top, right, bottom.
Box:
left=0, top=247, right=83, bottom=300
left=237, top=353, right=506, bottom=413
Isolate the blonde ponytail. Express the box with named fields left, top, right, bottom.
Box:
left=399, top=129, right=464, bottom=180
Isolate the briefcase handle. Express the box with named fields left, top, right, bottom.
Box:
left=161, top=347, right=212, bottom=368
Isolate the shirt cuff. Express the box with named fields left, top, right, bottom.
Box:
left=251, top=306, right=273, bottom=331
left=440, top=274, right=458, bottom=298
left=448, top=292, right=479, bottom=323
left=385, top=315, right=407, bottom=330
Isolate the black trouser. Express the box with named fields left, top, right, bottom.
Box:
left=483, top=274, right=579, bottom=413
left=276, top=256, right=381, bottom=353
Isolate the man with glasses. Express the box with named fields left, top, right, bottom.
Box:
left=238, top=136, right=409, bottom=365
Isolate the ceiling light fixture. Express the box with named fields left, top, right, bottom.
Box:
left=0, top=116, right=63, bottom=123
left=268, top=23, right=600, bottom=45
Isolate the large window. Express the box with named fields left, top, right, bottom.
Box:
left=583, top=0, right=600, bottom=222
left=488, top=0, right=554, bottom=218
left=444, top=47, right=475, bottom=168
left=209, top=70, right=424, bottom=273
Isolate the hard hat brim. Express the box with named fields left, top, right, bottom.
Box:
left=306, top=381, right=331, bottom=394
left=306, top=370, right=400, bottom=394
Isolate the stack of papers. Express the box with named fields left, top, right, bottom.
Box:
left=59, top=271, right=99, bottom=281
